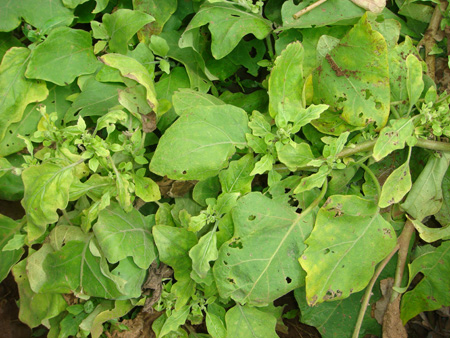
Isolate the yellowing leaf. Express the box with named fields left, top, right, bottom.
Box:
left=0, top=47, right=48, bottom=142
left=300, top=195, right=397, bottom=305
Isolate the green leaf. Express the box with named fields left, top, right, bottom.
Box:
left=26, top=27, right=97, bottom=86
left=93, top=202, right=156, bottom=269
left=401, top=152, right=450, bottom=221
left=21, top=162, right=76, bottom=242
left=100, top=53, right=158, bottom=113
left=101, top=9, right=154, bottom=54
left=189, top=227, right=218, bottom=279
left=133, top=174, right=161, bottom=202
left=150, top=105, right=249, bottom=180
left=0, top=32, right=22, bottom=60
left=193, top=176, right=221, bottom=207
left=133, top=0, right=177, bottom=36
left=268, top=42, right=304, bottom=127
left=312, top=14, right=390, bottom=130
left=225, top=304, right=278, bottom=338
left=29, top=232, right=124, bottom=298
left=64, top=78, right=124, bottom=122
left=90, top=300, right=133, bottom=338
left=379, top=160, right=412, bottom=208
left=0, top=215, right=24, bottom=282
left=281, top=0, right=365, bottom=29
left=0, top=0, right=74, bottom=32
left=0, top=47, right=48, bottom=142
left=401, top=241, right=450, bottom=324
left=214, top=192, right=313, bottom=306
left=159, top=305, right=190, bottom=337
left=388, top=36, right=420, bottom=115
left=250, top=154, right=274, bottom=176
left=159, top=31, right=212, bottom=92
left=248, top=111, right=271, bottom=137
left=180, top=2, right=272, bottom=59
left=206, top=309, right=227, bottom=338
left=219, top=154, right=254, bottom=195
left=436, top=168, right=450, bottom=225
left=153, top=225, right=197, bottom=279
left=406, top=54, right=424, bottom=111
left=409, top=217, right=450, bottom=243
left=172, top=88, right=224, bottom=116
left=276, top=141, right=315, bottom=171
left=12, top=258, right=67, bottom=328
left=294, top=165, right=329, bottom=194
left=300, top=195, right=397, bottom=305
left=295, top=287, right=380, bottom=338
left=155, top=67, right=191, bottom=131
left=372, top=118, right=414, bottom=161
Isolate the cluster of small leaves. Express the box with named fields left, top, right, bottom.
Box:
left=1, top=0, right=450, bottom=338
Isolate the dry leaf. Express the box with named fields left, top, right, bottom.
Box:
left=374, top=277, right=394, bottom=324
left=351, top=0, right=386, bottom=13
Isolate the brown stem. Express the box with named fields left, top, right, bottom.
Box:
left=390, top=218, right=416, bottom=302
left=293, top=0, right=327, bottom=19
left=421, top=1, right=448, bottom=81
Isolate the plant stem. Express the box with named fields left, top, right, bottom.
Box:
left=415, top=138, right=450, bottom=151
left=293, top=0, right=327, bottom=19
left=390, top=218, right=415, bottom=302
left=390, top=105, right=401, bottom=119
left=337, top=139, right=377, bottom=159
left=359, top=162, right=381, bottom=201
left=351, top=244, right=399, bottom=338
left=266, top=35, right=275, bottom=60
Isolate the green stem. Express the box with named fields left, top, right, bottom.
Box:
left=336, top=139, right=377, bottom=159
left=266, top=35, right=275, bottom=60
left=415, top=138, right=450, bottom=151
left=359, top=162, right=381, bottom=202
left=390, top=105, right=401, bottom=119
left=351, top=244, right=399, bottom=338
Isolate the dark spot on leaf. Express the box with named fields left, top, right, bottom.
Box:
left=286, top=277, right=292, bottom=284
left=182, top=170, right=187, bottom=175
left=248, top=215, right=256, bottom=221
left=227, top=278, right=235, bottom=284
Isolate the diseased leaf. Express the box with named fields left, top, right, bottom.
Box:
left=250, top=154, right=274, bottom=176
left=172, top=89, right=224, bottom=116
left=90, top=300, right=133, bottom=338
left=150, top=105, right=249, bottom=180
left=12, top=259, right=67, bottom=328
left=225, top=305, right=278, bottom=338
left=214, top=192, right=313, bottom=306
left=180, top=2, right=272, bottom=59
left=26, top=27, right=98, bottom=86
left=312, top=14, right=390, bottom=130
left=300, top=195, right=397, bottom=305
left=373, top=118, right=414, bottom=161
left=401, top=152, right=450, bottom=221
left=21, top=162, right=76, bottom=242
left=406, top=54, right=424, bottom=111
left=379, top=160, right=412, bottom=208
left=93, top=203, right=157, bottom=269
left=401, top=241, right=450, bottom=324
left=0, top=215, right=24, bottom=283
left=159, top=305, right=190, bottom=337
left=132, top=0, right=177, bottom=36
left=0, top=47, right=48, bottom=142
left=101, top=9, right=154, bottom=54
left=133, top=174, right=161, bottom=202
left=268, top=42, right=304, bottom=127
left=100, top=53, right=158, bottom=113
left=295, top=287, right=380, bottom=338
left=409, top=217, right=450, bottom=243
